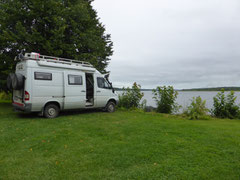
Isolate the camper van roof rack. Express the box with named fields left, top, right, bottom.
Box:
left=23, top=52, right=93, bottom=67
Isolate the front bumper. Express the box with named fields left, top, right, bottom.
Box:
left=12, top=102, right=32, bottom=112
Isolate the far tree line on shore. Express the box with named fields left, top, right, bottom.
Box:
left=114, top=86, right=240, bottom=92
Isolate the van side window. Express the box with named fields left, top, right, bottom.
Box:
left=34, top=72, right=52, bottom=80
left=68, top=75, right=82, bottom=85
left=97, top=77, right=110, bottom=89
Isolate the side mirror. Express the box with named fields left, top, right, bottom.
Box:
left=109, top=82, right=115, bottom=93
left=104, top=74, right=110, bottom=80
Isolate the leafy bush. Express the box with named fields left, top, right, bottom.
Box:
left=0, top=91, right=12, bottom=101
left=118, top=82, right=144, bottom=109
left=184, top=96, right=209, bottom=120
left=152, top=86, right=179, bottom=114
left=211, top=89, right=239, bottom=119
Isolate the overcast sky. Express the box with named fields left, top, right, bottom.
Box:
left=92, top=0, right=240, bottom=89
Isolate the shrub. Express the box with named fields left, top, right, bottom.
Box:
left=211, top=89, right=239, bottom=119
left=118, top=82, right=144, bottom=109
left=152, top=86, right=179, bottom=114
left=0, top=91, right=12, bottom=101
left=184, top=96, right=209, bottom=120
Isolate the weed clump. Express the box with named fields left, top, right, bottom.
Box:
left=184, top=96, right=209, bottom=120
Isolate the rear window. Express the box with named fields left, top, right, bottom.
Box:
left=34, top=72, right=52, bottom=80
left=68, top=75, right=82, bottom=85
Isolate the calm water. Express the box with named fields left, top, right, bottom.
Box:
left=117, top=91, right=240, bottom=111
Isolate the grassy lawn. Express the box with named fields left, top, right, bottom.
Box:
left=1, top=102, right=240, bottom=179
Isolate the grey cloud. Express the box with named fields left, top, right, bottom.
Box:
left=93, top=0, right=240, bottom=89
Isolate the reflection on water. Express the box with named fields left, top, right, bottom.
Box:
left=117, top=91, right=240, bottom=111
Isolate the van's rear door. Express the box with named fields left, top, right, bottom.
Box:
left=13, top=89, right=24, bottom=105
left=13, top=62, right=26, bottom=106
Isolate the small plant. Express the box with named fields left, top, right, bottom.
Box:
left=211, top=89, right=239, bottom=119
left=184, top=96, right=209, bottom=120
left=152, top=86, right=179, bottom=114
left=118, top=82, right=144, bottom=109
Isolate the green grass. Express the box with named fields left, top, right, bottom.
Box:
left=1, top=102, right=240, bottom=179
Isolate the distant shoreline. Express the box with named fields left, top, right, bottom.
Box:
left=180, top=87, right=240, bottom=91
left=115, top=87, right=240, bottom=92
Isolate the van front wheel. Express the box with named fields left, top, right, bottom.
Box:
left=105, top=101, right=116, bottom=113
left=44, top=104, right=60, bottom=118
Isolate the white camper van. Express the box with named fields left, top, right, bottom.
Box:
left=7, top=52, right=118, bottom=118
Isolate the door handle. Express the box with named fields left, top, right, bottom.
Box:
left=81, top=90, right=86, bottom=92
left=97, top=90, right=101, bottom=93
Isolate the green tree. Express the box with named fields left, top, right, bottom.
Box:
left=211, top=89, right=239, bottom=119
left=152, top=86, right=179, bottom=114
left=0, top=0, right=113, bottom=91
left=118, top=82, right=144, bottom=109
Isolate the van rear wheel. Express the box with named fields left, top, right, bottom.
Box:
left=44, top=104, right=60, bottom=118
left=105, top=101, right=116, bottom=113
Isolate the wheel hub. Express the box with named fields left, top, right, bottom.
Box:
left=108, top=104, right=114, bottom=112
left=48, top=108, right=56, bottom=116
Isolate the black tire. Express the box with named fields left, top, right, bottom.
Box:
left=43, top=104, right=60, bottom=118
left=105, top=101, right=116, bottom=113
left=7, top=73, right=14, bottom=90
left=12, top=73, right=24, bottom=90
